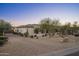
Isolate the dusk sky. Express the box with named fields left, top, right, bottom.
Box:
left=0, top=3, right=79, bottom=26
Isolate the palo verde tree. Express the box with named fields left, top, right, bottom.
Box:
left=61, top=22, right=71, bottom=35
left=72, top=21, right=78, bottom=32
left=40, top=17, right=52, bottom=33
left=50, top=19, right=61, bottom=34
left=40, top=18, right=61, bottom=36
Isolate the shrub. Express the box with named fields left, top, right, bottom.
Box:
left=74, top=33, right=79, bottom=37
left=36, top=37, right=38, bottom=39
left=0, top=36, right=8, bottom=46
left=34, top=28, right=39, bottom=34
left=24, top=32, right=29, bottom=37
left=45, top=34, right=47, bottom=36
left=0, top=40, right=4, bottom=45
left=0, top=33, right=3, bottom=36
left=19, top=33, right=24, bottom=36
left=13, top=32, right=18, bottom=35
left=30, top=35, right=33, bottom=38
left=0, top=36, right=8, bottom=40
left=34, top=35, right=37, bottom=37
left=42, top=35, right=45, bottom=37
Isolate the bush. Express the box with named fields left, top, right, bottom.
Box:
left=42, top=35, right=45, bottom=37
left=36, top=37, right=38, bottom=39
left=0, top=33, right=3, bottom=36
left=13, top=32, right=18, bottom=35
left=34, top=28, right=39, bottom=34
left=24, top=32, right=29, bottom=37
left=0, top=36, right=8, bottom=40
left=30, top=35, right=33, bottom=38
left=19, top=33, right=24, bottom=36
left=45, top=34, right=47, bottom=36
left=34, top=35, right=37, bottom=37
left=0, top=40, right=5, bottom=45
left=74, top=33, right=79, bottom=37
left=0, top=36, right=8, bottom=46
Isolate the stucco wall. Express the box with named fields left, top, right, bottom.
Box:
left=27, top=28, right=34, bottom=35
left=14, top=27, right=34, bottom=35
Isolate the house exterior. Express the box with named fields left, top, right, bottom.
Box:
left=13, top=24, right=40, bottom=36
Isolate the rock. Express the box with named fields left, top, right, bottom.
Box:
left=59, top=37, right=69, bottom=43
left=62, top=37, right=69, bottom=42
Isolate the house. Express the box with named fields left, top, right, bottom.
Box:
left=13, top=24, right=40, bottom=36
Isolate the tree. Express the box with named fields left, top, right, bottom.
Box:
left=52, top=19, right=60, bottom=26
left=51, top=19, right=61, bottom=33
left=24, top=29, right=29, bottom=37
left=72, top=21, right=79, bottom=33
left=40, top=18, right=61, bottom=37
left=73, top=21, right=78, bottom=27
left=0, top=19, right=12, bottom=35
left=61, top=22, right=71, bottom=35
left=40, top=17, right=52, bottom=33
left=34, top=28, right=40, bottom=34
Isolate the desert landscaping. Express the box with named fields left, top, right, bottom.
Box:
left=0, top=33, right=79, bottom=56
left=0, top=3, right=79, bottom=56
left=0, top=18, right=79, bottom=56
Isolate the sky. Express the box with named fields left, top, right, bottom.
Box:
left=0, top=3, right=79, bottom=26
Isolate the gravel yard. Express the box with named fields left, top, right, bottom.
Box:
left=0, top=34, right=79, bottom=56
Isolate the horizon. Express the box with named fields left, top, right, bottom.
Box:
left=0, top=3, right=79, bottom=26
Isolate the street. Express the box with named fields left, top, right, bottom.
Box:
left=67, top=51, right=79, bottom=56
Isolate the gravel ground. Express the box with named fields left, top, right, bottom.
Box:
left=0, top=33, right=79, bottom=56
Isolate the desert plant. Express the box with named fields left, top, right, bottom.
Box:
left=30, top=35, right=33, bottom=38
left=24, top=31, right=29, bottom=37
left=42, top=35, right=45, bottom=37
left=0, top=20, right=12, bottom=34
left=34, top=28, right=39, bottom=34
left=36, top=37, right=38, bottom=39
left=0, top=36, right=8, bottom=46
left=34, top=35, right=37, bottom=37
